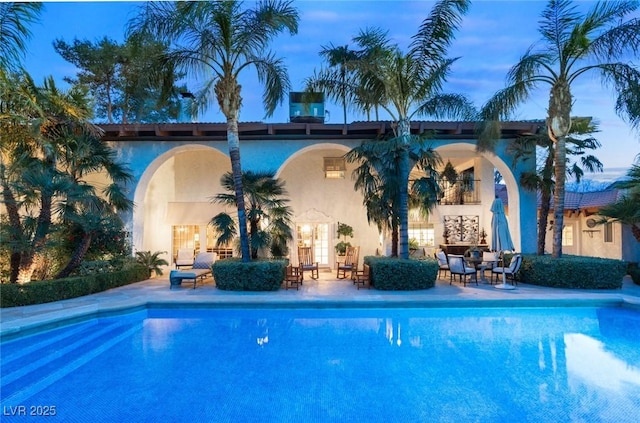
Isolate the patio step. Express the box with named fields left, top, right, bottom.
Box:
left=1, top=320, right=142, bottom=404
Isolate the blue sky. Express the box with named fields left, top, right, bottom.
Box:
left=22, top=1, right=640, bottom=179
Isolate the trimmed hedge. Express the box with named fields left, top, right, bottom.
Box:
left=364, top=256, right=438, bottom=290
left=628, top=263, right=640, bottom=286
left=212, top=259, right=287, bottom=291
left=0, top=265, right=149, bottom=308
left=519, top=254, right=626, bottom=289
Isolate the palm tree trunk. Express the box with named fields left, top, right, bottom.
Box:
left=391, top=221, right=399, bottom=257
left=548, top=80, right=572, bottom=259
left=55, top=232, right=92, bottom=279
left=552, top=135, right=567, bottom=258
left=1, top=173, right=24, bottom=283
left=398, top=118, right=410, bottom=259
left=537, top=153, right=554, bottom=255
left=228, top=119, right=251, bottom=262
left=538, top=188, right=552, bottom=255
left=217, top=76, right=251, bottom=262
left=16, top=191, right=54, bottom=283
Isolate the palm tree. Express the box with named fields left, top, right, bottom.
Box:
left=135, top=250, right=170, bottom=278
left=0, top=70, right=131, bottom=283
left=307, top=27, right=392, bottom=123
left=310, top=0, right=473, bottom=259
left=599, top=160, right=640, bottom=242
left=479, top=0, right=640, bottom=258
left=127, top=1, right=299, bottom=262
left=345, top=134, right=442, bottom=257
left=509, top=117, right=603, bottom=254
left=318, top=43, right=358, bottom=124
left=0, top=2, right=43, bottom=71
left=53, top=129, right=134, bottom=278
left=210, top=170, right=293, bottom=260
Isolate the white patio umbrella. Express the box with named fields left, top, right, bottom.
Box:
left=490, top=197, right=515, bottom=290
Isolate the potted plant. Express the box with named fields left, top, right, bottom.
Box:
left=335, top=222, right=354, bottom=255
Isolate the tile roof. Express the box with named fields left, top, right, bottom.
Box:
left=497, top=185, right=621, bottom=211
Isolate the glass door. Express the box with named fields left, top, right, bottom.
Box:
left=296, top=223, right=329, bottom=266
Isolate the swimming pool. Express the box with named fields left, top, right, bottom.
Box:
left=2, top=306, right=639, bottom=422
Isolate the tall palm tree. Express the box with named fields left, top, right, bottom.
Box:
left=479, top=0, right=640, bottom=258
left=318, top=43, right=359, bottom=124
left=0, top=2, right=42, bottom=71
left=307, top=27, right=392, bottom=122
left=310, top=0, right=472, bottom=259
left=127, top=0, right=299, bottom=262
left=210, top=170, right=293, bottom=260
left=345, top=134, right=442, bottom=257
left=509, top=117, right=603, bottom=254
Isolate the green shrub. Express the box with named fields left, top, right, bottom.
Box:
left=628, top=263, right=640, bottom=286
left=212, top=259, right=287, bottom=291
left=364, top=256, right=438, bottom=290
left=519, top=255, right=626, bottom=289
left=0, top=265, right=149, bottom=308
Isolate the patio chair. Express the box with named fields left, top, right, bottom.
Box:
left=435, top=250, right=449, bottom=278
left=298, top=246, right=319, bottom=280
left=284, top=264, right=303, bottom=290
left=337, top=246, right=359, bottom=279
left=481, top=251, right=500, bottom=281
left=447, top=254, right=477, bottom=286
left=174, top=248, right=194, bottom=269
left=170, top=252, right=216, bottom=289
left=491, top=254, right=523, bottom=285
left=353, top=263, right=371, bottom=290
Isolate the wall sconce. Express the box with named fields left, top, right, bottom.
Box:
left=194, top=233, right=200, bottom=242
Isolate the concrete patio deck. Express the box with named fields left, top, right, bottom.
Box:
left=2, top=269, right=639, bottom=340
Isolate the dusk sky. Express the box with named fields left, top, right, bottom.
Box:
left=22, top=1, right=640, bottom=180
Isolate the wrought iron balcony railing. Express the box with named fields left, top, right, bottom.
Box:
left=438, top=179, right=481, bottom=205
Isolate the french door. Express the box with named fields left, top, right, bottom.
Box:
left=296, top=223, right=329, bottom=266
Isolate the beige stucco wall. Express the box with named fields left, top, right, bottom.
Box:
left=544, top=213, right=622, bottom=258
left=139, top=147, right=231, bottom=266
left=276, top=143, right=381, bottom=268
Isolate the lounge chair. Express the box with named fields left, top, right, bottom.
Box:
left=447, top=254, right=477, bottom=286
left=435, top=250, right=449, bottom=278
left=169, top=252, right=216, bottom=289
left=174, top=248, right=195, bottom=269
left=337, top=246, right=359, bottom=279
left=298, top=246, right=318, bottom=280
left=284, top=264, right=303, bottom=290
left=353, top=263, right=371, bottom=290
left=491, top=254, right=523, bottom=285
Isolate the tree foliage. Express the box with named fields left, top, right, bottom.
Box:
left=0, top=69, right=133, bottom=283
left=53, top=34, right=185, bottom=123
left=307, top=0, right=472, bottom=258
left=479, top=0, right=640, bottom=258
left=209, top=171, right=293, bottom=260
left=128, top=0, right=299, bottom=262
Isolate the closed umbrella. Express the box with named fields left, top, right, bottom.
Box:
left=490, top=197, right=515, bottom=290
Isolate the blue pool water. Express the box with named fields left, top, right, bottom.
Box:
left=1, top=306, right=639, bottom=422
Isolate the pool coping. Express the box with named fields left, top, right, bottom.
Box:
left=2, top=274, right=639, bottom=342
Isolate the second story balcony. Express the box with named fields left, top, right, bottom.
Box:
left=438, top=179, right=481, bottom=205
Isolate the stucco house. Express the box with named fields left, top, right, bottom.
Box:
left=101, top=119, right=541, bottom=271
left=496, top=184, right=639, bottom=263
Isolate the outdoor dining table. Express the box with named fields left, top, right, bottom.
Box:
left=464, top=257, right=492, bottom=284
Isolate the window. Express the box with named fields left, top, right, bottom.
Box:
left=604, top=222, right=613, bottom=243
left=408, top=224, right=435, bottom=246
left=172, top=225, right=200, bottom=257
left=562, top=225, right=573, bottom=246
left=324, top=157, right=345, bottom=179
